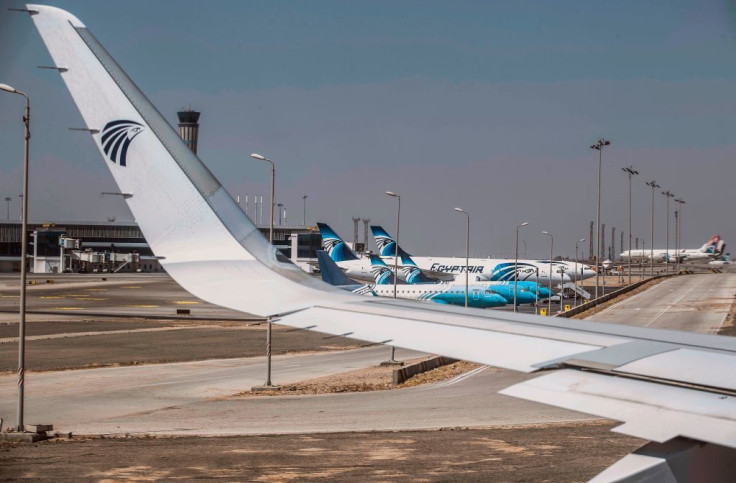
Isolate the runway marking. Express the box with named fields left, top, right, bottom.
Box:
left=84, top=289, right=107, bottom=292
left=0, top=326, right=203, bottom=344
left=124, top=304, right=159, bottom=308
left=644, top=279, right=699, bottom=327
left=52, top=307, right=85, bottom=310
left=417, top=365, right=489, bottom=391
left=174, top=301, right=200, bottom=305
left=73, top=297, right=108, bottom=301
left=40, top=296, right=66, bottom=299
left=0, top=295, right=19, bottom=298
left=121, top=286, right=142, bottom=289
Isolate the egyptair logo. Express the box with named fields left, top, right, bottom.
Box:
left=101, top=120, right=144, bottom=166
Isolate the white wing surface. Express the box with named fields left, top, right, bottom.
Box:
left=27, top=5, right=736, bottom=479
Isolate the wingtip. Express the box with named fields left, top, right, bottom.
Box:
left=27, top=4, right=86, bottom=28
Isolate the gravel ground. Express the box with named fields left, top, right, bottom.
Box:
left=0, top=421, right=643, bottom=482
left=228, top=360, right=483, bottom=397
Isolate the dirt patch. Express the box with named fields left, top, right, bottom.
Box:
left=227, top=360, right=484, bottom=397
left=0, top=421, right=643, bottom=481
left=571, top=277, right=666, bottom=319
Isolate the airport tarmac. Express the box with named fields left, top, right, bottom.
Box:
left=0, top=271, right=733, bottom=480
left=588, top=272, right=736, bottom=333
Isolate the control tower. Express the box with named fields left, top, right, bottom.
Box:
left=177, top=108, right=201, bottom=154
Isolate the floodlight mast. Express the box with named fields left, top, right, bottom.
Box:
left=590, top=138, right=610, bottom=299
left=621, top=166, right=639, bottom=285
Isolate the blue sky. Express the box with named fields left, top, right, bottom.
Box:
left=1, top=1, right=734, bottom=258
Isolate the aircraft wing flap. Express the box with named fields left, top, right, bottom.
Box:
left=278, top=304, right=599, bottom=373
left=501, top=369, right=736, bottom=448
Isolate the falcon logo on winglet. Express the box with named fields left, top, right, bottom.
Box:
left=101, top=120, right=144, bottom=166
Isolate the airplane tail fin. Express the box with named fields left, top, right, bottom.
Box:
left=400, top=255, right=436, bottom=284
left=316, top=250, right=354, bottom=287
left=370, top=225, right=410, bottom=257
left=317, top=223, right=359, bottom=262
left=701, top=235, right=721, bottom=253
left=368, top=254, right=396, bottom=285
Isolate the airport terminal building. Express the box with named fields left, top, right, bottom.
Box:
left=0, top=220, right=320, bottom=274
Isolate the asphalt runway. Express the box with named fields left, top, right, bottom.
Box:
left=588, top=272, right=736, bottom=333
left=0, top=273, right=254, bottom=320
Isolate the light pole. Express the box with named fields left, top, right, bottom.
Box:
left=661, top=189, right=674, bottom=273
left=302, top=195, right=308, bottom=226
left=4, top=197, right=10, bottom=220
left=250, top=153, right=275, bottom=387
left=645, top=180, right=660, bottom=277
left=534, top=266, right=540, bottom=314
left=542, top=230, right=553, bottom=315
left=675, top=198, right=685, bottom=273
left=454, top=208, right=470, bottom=307
left=1, top=83, right=30, bottom=431
left=575, top=238, right=585, bottom=307
left=513, top=222, right=528, bottom=312
left=386, top=192, right=401, bottom=299
left=590, top=138, right=611, bottom=299
left=621, top=166, right=638, bottom=285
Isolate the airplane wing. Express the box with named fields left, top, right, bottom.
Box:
left=27, top=5, right=736, bottom=480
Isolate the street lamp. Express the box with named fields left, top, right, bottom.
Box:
left=675, top=198, right=685, bottom=273
left=302, top=195, right=308, bottom=226
left=513, top=222, right=528, bottom=312
left=250, top=152, right=275, bottom=388
left=575, top=238, right=585, bottom=307
left=542, top=230, right=553, bottom=315
left=621, top=165, right=639, bottom=285
left=645, top=180, right=660, bottom=277
left=385, top=191, right=401, bottom=299
left=661, top=189, right=675, bottom=273
left=590, top=138, right=611, bottom=299
left=455, top=208, right=470, bottom=308
left=1, top=82, right=30, bottom=431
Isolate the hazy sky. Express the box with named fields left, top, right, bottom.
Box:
left=1, top=1, right=734, bottom=258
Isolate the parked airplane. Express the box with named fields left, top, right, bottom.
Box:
left=368, top=256, right=508, bottom=308
left=393, top=253, right=547, bottom=304
left=32, top=5, right=736, bottom=479
left=371, top=226, right=594, bottom=284
left=620, top=235, right=724, bottom=262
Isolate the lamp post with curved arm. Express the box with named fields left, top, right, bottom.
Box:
left=455, top=208, right=470, bottom=308
left=514, top=222, right=528, bottom=312
left=1, top=83, right=30, bottom=431
left=575, top=238, right=585, bottom=307
left=250, top=153, right=276, bottom=387
left=542, top=230, right=553, bottom=315
left=661, top=189, right=675, bottom=272
left=385, top=192, right=401, bottom=299
left=645, top=181, right=660, bottom=277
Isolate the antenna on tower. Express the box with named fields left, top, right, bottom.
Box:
left=362, top=218, right=371, bottom=254
left=352, top=217, right=360, bottom=251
